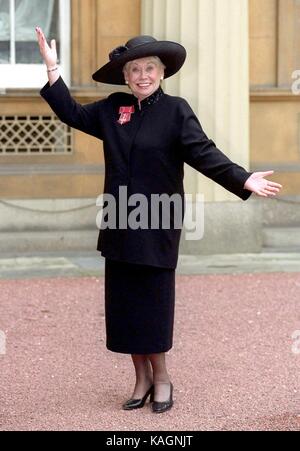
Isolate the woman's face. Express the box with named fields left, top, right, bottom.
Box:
left=124, top=57, right=164, bottom=101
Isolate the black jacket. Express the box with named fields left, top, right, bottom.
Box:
left=41, top=77, right=252, bottom=269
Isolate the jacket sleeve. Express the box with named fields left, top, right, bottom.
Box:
left=40, top=76, right=105, bottom=139
left=179, top=99, right=252, bottom=201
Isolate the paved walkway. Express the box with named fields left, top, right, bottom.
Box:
left=0, top=251, right=300, bottom=279
left=0, top=252, right=300, bottom=431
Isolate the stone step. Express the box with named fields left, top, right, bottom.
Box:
left=263, top=227, right=300, bottom=250
left=0, top=230, right=99, bottom=253
left=2, top=227, right=299, bottom=254
left=261, top=198, right=300, bottom=227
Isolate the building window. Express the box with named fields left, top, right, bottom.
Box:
left=278, top=0, right=300, bottom=88
left=0, top=0, right=70, bottom=88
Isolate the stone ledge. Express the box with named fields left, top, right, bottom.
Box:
left=1, top=252, right=300, bottom=279
left=179, top=200, right=262, bottom=254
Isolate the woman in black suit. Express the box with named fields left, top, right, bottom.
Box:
left=36, top=27, right=282, bottom=413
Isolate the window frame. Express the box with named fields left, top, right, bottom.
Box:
left=0, top=0, right=70, bottom=89
left=277, top=0, right=300, bottom=88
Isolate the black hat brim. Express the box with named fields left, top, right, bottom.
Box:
left=92, top=41, right=186, bottom=85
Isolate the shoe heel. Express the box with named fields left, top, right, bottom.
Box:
left=149, top=387, right=154, bottom=403
left=137, top=385, right=154, bottom=407
left=122, top=384, right=154, bottom=410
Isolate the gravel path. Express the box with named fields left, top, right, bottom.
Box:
left=1, top=272, right=300, bottom=431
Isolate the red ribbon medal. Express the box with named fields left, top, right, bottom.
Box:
left=118, top=106, right=135, bottom=125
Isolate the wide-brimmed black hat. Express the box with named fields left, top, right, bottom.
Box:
left=92, top=35, right=187, bottom=85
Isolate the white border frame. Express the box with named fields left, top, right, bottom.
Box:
left=0, top=0, right=71, bottom=89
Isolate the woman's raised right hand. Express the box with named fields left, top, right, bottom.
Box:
left=35, top=26, right=57, bottom=69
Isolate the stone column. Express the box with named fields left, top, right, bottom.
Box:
left=141, top=0, right=250, bottom=202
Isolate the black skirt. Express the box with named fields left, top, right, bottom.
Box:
left=104, top=258, right=176, bottom=354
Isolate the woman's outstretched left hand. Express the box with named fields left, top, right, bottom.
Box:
left=244, top=171, right=282, bottom=198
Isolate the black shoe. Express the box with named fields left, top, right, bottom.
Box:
left=122, top=385, right=154, bottom=410
left=152, top=383, right=173, bottom=413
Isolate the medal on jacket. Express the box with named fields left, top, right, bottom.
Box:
left=118, top=106, right=135, bottom=125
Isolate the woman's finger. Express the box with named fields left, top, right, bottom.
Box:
left=261, top=186, right=279, bottom=196
left=36, top=26, right=45, bottom=36
left=36, top=28, right=45, bottom=47
left=36, top=27, right=47, bottom=46
left=35, top=27, right=43, bottom=40
left=267, top=181, right=282, bottom=189
left=260, top=171, right=274, bottom=177
left=264, top=184, right=280, bottom=192
left=262, top=178, right=282, bottom=187
left=256, top=191, right=268, bottom=198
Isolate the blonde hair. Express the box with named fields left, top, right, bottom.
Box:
left=123, top=56, right=166, bottom=75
